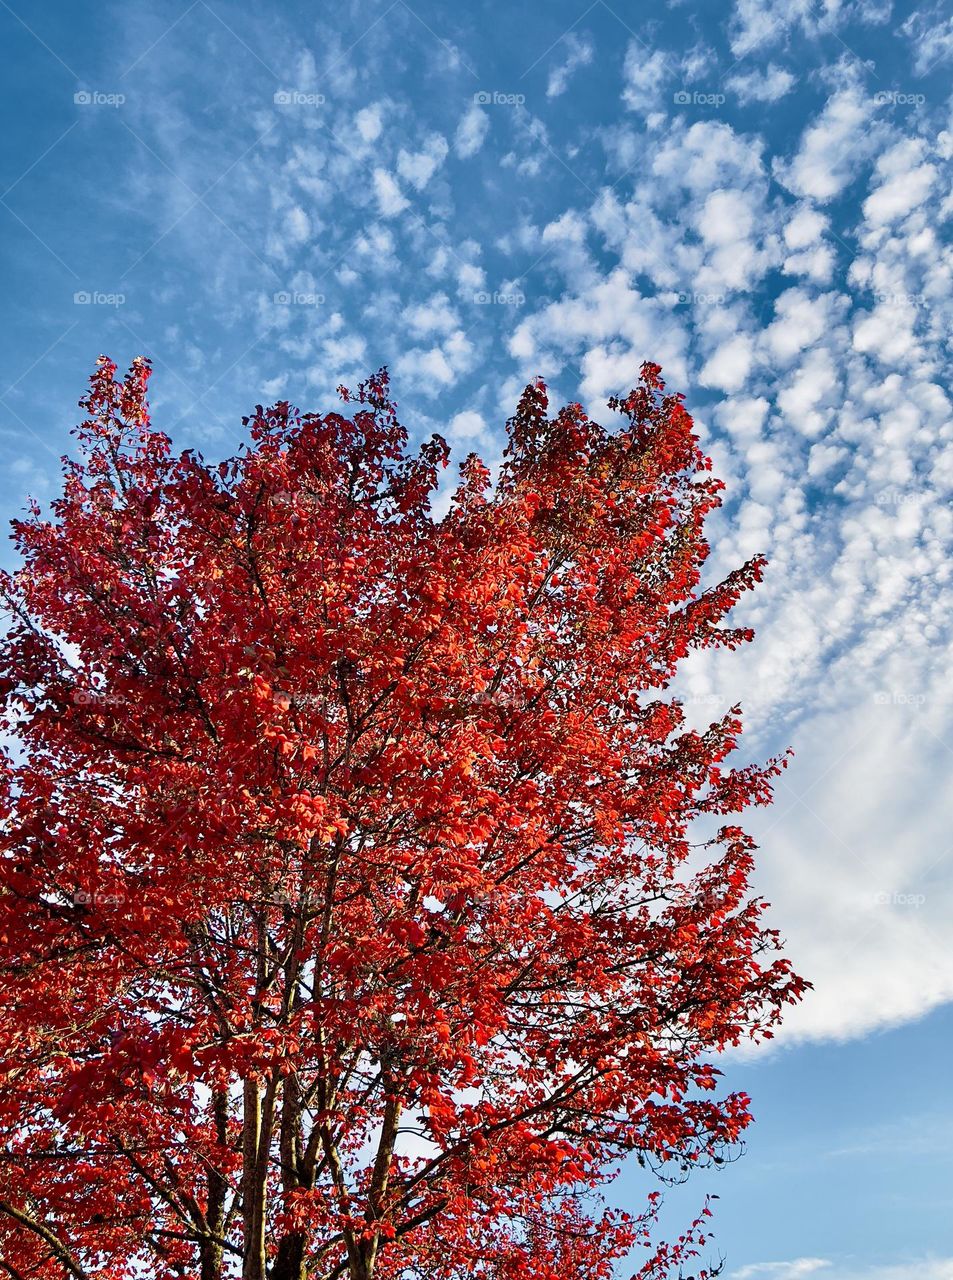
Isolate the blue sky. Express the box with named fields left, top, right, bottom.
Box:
left=1, top=0, right=951, bottom=1275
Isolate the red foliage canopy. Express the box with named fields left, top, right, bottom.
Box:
left=0, top=357, right=804, bottom=1280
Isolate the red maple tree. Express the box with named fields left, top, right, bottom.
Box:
left=0, top=357, right=804, bottom=1280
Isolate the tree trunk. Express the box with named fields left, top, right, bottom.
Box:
left=199, top=1088, right=230, bottom=1280
left=270, top=1231, right=307, bottom=1280
left=271, top=1072, right=307, bottom=1280
left=358, top=1093, right=402, bottom=1280
left=242, top=1079, right=267, bottom=1280
left=199, top=1233, right=225, bottom=1280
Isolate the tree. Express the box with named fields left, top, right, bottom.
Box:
left=0, top=356, right=804, bottom=1280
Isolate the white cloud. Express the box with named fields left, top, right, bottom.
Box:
left=900, top=8, right=953, bottom=73
left=508, top=266, right=691, bottom=404
left=765, top=288, right=847, bottom=363
left=320, top=333, right=366, bottom=368
left=700, top=334, right=755, bottom=392
left=726, top=63, right=797, bottom=104
left=783, top=205, right=829, bottom=249
left=774, top=344, right=840, bottom=432
left=698, top=189, right=756, bottom=248
left=622, top=46, right=670, bottom=112
left=716, top=395, right=770, bottom=441
left=284, top=205, right=311, bottom=245
left=454, top=103, right=489, bottom=158
left=732, top=1262, right=830, bottom=1280
left=695, top=187, right=773, bottom=291
left=781, top=206, right=836, bottom=282
left=455, top=259, right=486, bottom=297
left=862, top=140, right=937, bottom=226
left=353, top=223, right=395, bottom=259
left=404, top=292, right=460, bottom=337
left=447, top=409, right=490, bottom=443
left=678, top=41, right=717, bottom=82
left=732, top=1260, right=953, bottom=1280
left=547, top=32, right=594, bottom=98
left=372, top=167, right=409, bottom=217
left=730, top=0, right=817, bottom=55
left=397, top=134, right=449, bottom=190
left=783, top=242, right=837, bottom=284
left=719, top=692, right=953, bottom=1047
left=726, top=0, right=886, bottom=56
left=266, top=202, right=314, bottom=262
left=393, top=329, right=476, bottom=394
left=851, top=300, right=922, bottom=364
left=775, top=83, right=882, bottom=202
left=652, top=119, right=767, bottom=194
left=355, top=103, right=384, bottom=142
